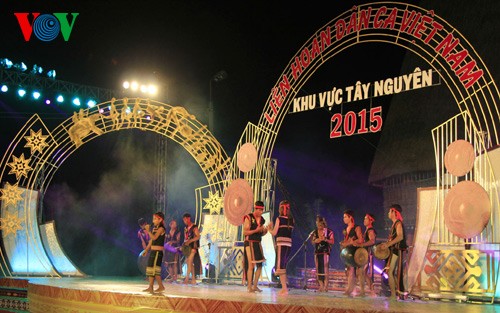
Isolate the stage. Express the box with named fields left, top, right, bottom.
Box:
left=14, top=276, right=498, bottom=313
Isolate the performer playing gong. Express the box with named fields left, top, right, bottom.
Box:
left=380, top=204, right=407, bottom=300
left=243, top=200, right=268, bottom=293
left=267, top=200, right=294, bottom=295
left=311, top=216, right=334, bottom=292
left=353, top=213, right=377, bottom=296
left=340, top=209, right=363, bottom=297
left=182, top=213, right=202, bottom=285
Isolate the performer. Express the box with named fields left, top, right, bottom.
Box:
left=137, top=218, right=150, bottom=250
left=243, top=200, right=268, bottom=293
left=267, top=200, right=294, bottom=295
left=380, top=204, right=407, bottom=300
left=141, top=212, right=166, bottom=293
left=340, top=209, right=363, bottom=297
left=311, top=216, right=334, bottom=292
left=165, top=219, right=181, bottom=282
left=182, top=213, right=202, bottom=284
left=353, top=213, right=377, bottom=296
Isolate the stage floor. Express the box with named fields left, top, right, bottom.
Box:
left=24, top=276, right=500, bottom=313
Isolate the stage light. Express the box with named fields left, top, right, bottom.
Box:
left=45, top=99, right=51, bottom=105
left=18, top=88, right=26, bottom=97
left=47, top=70, right=56, bottom=79
left=148, top=85, right=158, bottom=95
left=123, top=81, right=130, bottom=89
left=1, top=85, right=8, bottom=92
left=31, top=64, right=43, bottom=75
left=56, top=95, right=64, bottom=103
left=1, top=58, right=13, bottom=69
left=20, top=62, right=27, bottom=72
left=87, top=99, right=97, bottom=108
left=72, top=97, right=81, bottom=106
left=140, top=85, right=148, bottom=93
left=130, top=81, right=138, bottom=91
left=32, top=91, right=41, bottom=100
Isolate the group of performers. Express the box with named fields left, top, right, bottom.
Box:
left=137, top=212, right=202, bottom=293
left=137, top=202, right=407, bottom=299
left=242, top=201, right=407, bottom=299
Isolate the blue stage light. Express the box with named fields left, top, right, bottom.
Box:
left=47, top=70, right=56, bottom=79
left=1, top=85, right=8, bottom=92
left=1, top=58, right=13, bottom=69
left=87, top=100, right=97, bottom=108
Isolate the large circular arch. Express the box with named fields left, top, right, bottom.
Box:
left=0, top=98, right=229, bottom=276
left=227, top=2, right=498, bottom=182
left=226, top=2, right=499, bottom=298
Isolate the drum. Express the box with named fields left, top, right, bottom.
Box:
left=340, top=246, right=357, bottom=267
left=354, top=247, right=369, bottom=266
left=373, top=244, right=390, bottom=260
left=182, top=245, right=191, bottom=257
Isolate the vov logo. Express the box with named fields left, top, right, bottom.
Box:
left=14, top=13, right=79, bottom=42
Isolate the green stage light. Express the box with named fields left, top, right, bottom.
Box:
left=72, top=97, right=81, bottom=106
left=56, top=95, right=64, bottom=103
left=18, top=88, right=26, bottom=97
left=32, top=91, right=41, bottom=100
left=1, top=85, right=7, bottom=92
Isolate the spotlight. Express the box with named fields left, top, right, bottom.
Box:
left=148, top=85, right=158, bottom=95
left=1, top=58, right=13, bottom=69
left=87, top=99, right=97, bottom=108
left=56, top=95, right=64, bottom=103
left=32, top=91, right=41, bottom=99
left=1, top=85, right=8, bottom=92
left=45, top=99, right=51, bottom=105
left=47, top=70, right=56, bottom=79
left=19, top=62, right=27, bottom=72
left=123, top=81, right=130, bottom=89
left=140, top=85, right=148, bottom=93
left=31, top=64, right=42, bottom=75
left=72, top=97, right=81, bottom=106
left=17, top=88, right=26, bottom=97
left=130, top=81, right=138, bottom=91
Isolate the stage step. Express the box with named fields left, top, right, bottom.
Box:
left=0, top=279, right=29, bottom=313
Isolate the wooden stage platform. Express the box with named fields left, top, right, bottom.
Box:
left=5, top=276, right=500, bottom=313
